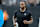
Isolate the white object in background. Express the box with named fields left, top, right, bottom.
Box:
left=2, top=2, right=6, bottom=5
left=36, top=0, right=39, bottom=4
left=9, top=0, right=12, bottom=6
left=14, top=22, right=18, bottom=27
left=13, top=0, right=16, bottom=5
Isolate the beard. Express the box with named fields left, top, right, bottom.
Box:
left=21, top=7, right=24, bottom=9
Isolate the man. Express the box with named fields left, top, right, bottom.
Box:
left=0, top=0, right=4, bottom=27
left=13, top=1, right=33, bottom=27
left=3, top=10, right=9, bottom=27
left=29, top=0, right=34, bottom=6
left=0, top=9, right=4, bottom=27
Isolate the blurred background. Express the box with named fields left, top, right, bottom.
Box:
left=0, top=0, right=40, bottom=27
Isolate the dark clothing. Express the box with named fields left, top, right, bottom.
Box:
left=18, top=22, right=28, bottom=27
left=2, top=21, right=7, bottom=27
left=0, top=0, right=2, bottom=5
left=14, top=9, right=32, bottom=27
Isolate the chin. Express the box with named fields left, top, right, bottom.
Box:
left=21, top=7, right=24, bottom=8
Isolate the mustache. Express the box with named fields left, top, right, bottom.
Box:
left=21, top=7, right=24, bottom=9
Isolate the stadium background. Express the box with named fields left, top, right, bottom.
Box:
left=0, top=0, right=40, bottom=27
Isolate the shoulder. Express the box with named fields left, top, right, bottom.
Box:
left=27, top=10, right=32, bottom=14
left=14, top=9, right=19, bottom=13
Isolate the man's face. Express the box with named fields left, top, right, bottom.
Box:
left=20, top=1, right=26, bottom=8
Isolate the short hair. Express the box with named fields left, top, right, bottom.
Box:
left=20, top=1, right=26, bottom=4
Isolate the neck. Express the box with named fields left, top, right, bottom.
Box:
left=20, top=7, right=26, bottom=12
left=21, top=7, right=25, bottom=11
left=21, top=8, right=24, bottom=11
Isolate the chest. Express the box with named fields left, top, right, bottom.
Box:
left=16, top=11, right=29, bottom=18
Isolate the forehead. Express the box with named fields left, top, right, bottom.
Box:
left=20, top=2, right=25, bottom=4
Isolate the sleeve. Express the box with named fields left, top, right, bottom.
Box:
left=0, top=10, right=4, bottom=27
left=28, top=12, right=33, bottom=19
left=13, top=10, right=17, bottom=18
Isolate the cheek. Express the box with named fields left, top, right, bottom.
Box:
left=20, top=5, right=23, bottom=6
left=20, top=5, right=23, bottom=7
left=24, top=5, right=25, bottom=7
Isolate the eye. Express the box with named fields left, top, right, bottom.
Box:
left=21, top=4, right=24, bottom=5
left=20, top=3, right=25, bottom=5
